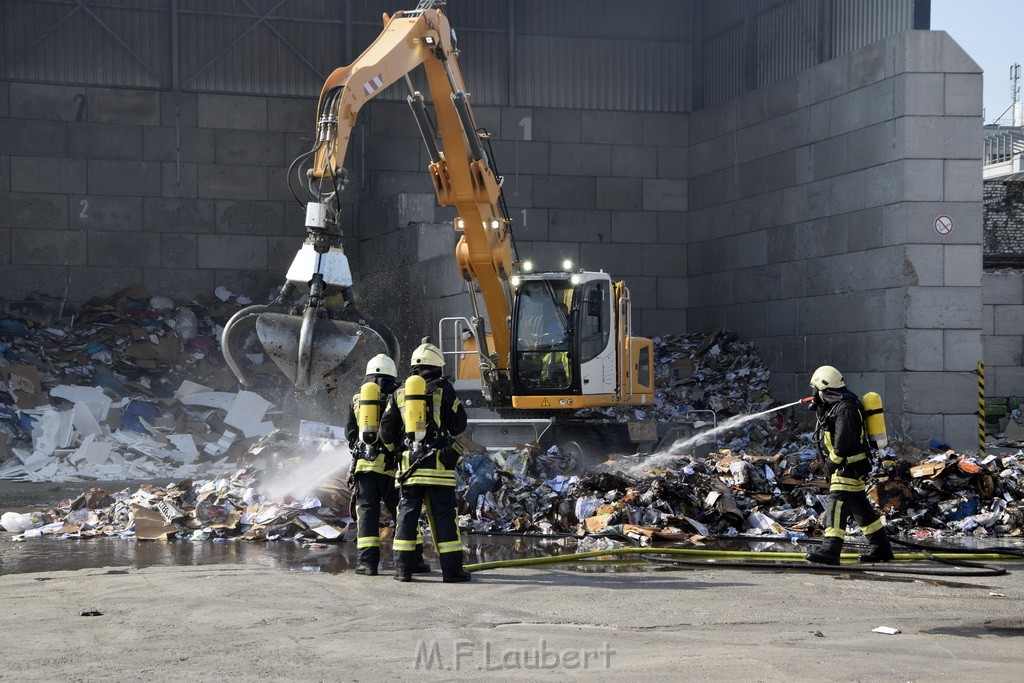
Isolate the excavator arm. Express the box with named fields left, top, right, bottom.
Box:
left=221, top=2, right=515, bottom=401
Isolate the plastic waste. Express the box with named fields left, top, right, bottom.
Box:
left=149, top=295, right=174, bottom=310
left=1, top=511, right=38, bottom=533
left=173, top=307, right=199, bottom=341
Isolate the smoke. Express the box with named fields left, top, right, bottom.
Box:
left=258, top=440, right=352, bottom=501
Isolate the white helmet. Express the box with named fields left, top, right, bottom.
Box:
left=365, top=353, right=397, bottom=377
left=411, top=338, right=444, bottom=368
left=810, top=365, right=845, bottom=391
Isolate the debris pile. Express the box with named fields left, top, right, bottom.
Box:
left=1, top=285, right=288, bottom=481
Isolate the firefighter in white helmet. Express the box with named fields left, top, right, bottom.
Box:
left=346, top=353, right=427, bottom=576
left=380, top=338, right=470, bottom=583
left=804, top=365, right=894, bottom=565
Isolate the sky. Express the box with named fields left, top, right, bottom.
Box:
left=931, top=0, right=1024, bottom=125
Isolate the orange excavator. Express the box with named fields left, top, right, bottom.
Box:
left=222, top=1, right=657, bottom=454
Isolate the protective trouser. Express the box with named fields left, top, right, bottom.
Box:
left=354, top=471, right=399, bottom=567
left=394, top=484, right=463, bottom=575
left=822, top=488, right=886, bottom=546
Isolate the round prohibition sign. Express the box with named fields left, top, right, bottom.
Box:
left=935, top=214, right=953, bottom=235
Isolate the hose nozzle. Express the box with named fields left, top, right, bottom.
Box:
left=799, top=395, right=815, bottom=404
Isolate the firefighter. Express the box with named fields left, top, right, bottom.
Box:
left=804, top=365, right=894, bottom=566
left=346, top=353, right=427, bottom=576
left=379, top=338, right=471, bottom=583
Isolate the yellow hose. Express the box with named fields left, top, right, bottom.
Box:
left=463, top=546, right=1021, bottom=572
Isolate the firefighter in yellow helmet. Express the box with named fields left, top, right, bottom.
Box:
left=346, top=353, right=427, bottom=576
left=379, top=338, right=470, bottom=583
left=804, top=365, right=894, bottom=565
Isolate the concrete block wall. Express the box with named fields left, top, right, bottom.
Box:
left=685, top=31, right=984, bottom=450
left=0, top=82, right=321, bottom=305
left=983, top=270, right=1024, bottom=397
left=984, top=180, right=1024, bottom=257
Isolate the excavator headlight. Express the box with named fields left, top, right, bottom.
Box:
left=455, top=218, right=465, bottom=231
left=424, top=35, right=436, bottom=45
left=562, top=259, right=573, bottom=271
left=522, top=260, right=534, bottom=273
left=510, top=275, right=521, bottom=287
left=570, top=274, right=582, bottom=285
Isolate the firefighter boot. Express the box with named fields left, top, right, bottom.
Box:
left=411, top=544, right=431, bottom=574
left=442, top=570, right=472, bottom=583
left=355, top=563, right=378, bottom=576
left=859, top=531, right=894, bottom=563
left=805, top=537, right=843, bottom=566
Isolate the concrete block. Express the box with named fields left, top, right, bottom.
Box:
left=944, top=159, right=982, bottom=202
left=990, top=366, right=1024, bottom=397
left=903, top=371, right=978, bottom=414
left=143, top=267, right=213, bottom=301
left=471, top=106, right=501, bottom=139
left=810, top=134, right=848, bottom=181
left=849, top=40, right=888, bottom=89
left=765, top=299, right=799, bottom=336
left=70, top=195, right=142, bottom=232
left=0, top=227, right=9, bottom=265
left=0, top=155, right=8, bottom=193
left=549, top=143, right=610, bottom=176
left=267, top=235, right=299, bottom=273
left=902, top=201, right=982, bottom=245
left=861, top=78, right=896, bottom=126
left=902, top=31, right=981, bottom=75
left=864, top=162, right=903, bottom=207
left=846, top=206, right=886, bottom=251
left=945, top=73, right=982, bottom=117
left=143, top=198, right=216, bottom=233
left=82, top=159, right=157, bottom=198
left=0, top=80, right=8, bottom=118
left=884, top=287, right=907, bottom=329
left=656, top=276, right=688, bottom=309
left=829, top=88, right=866, bottom=137
left=0, top=193, right=68, bottom=230
left=68, top=123, right=142, bottom=160
left=943, top=245, right=981, bottom=287
left=609, top=210, right=656, bottom=243
left=11, top=157, right=86, bottom=194
left=899, top=116, right=982, bottom=160
left=624, top=275, right=657, bottom=309
left=198, top=164, right=267, bottom=200
left=406, top=223, right=457, bottom=264
left=807, top=101, right=830, bottom=144
left=499, top=107, right=535, bottom=142
left=87, top=88, right=160, bottom=125
left=160, top=233, right=198, bottom=269
left=983, top=304, right=994, bottom=335
left=367, top=101, right=418, bottom=138
left=637, top=308, right=686, bottom=336
left=642, top=112, right=687, bottom=147
left=143, top=127, right=216, bottom=163
left=391, top=193, right=436, bottom=226
left=268, top=97, right=315, bottom=133
left=906, top=286, right=982, bottom=329
left=215, top=130, right=285, bottom=167
left=941, top=413, right=979, bottom=452
left=596, top=177, right=641, bottom=211
left=368, top=170, right=434, bottom=198
left=656, top=212, right=687, bottom=244
left=895, top=73, right=944, bottom=117
left=900, top=412, right=944, bottom=449
left=211, top=269, right=280, bottom=301
left=903, top=159, right=944, bottom=202
left=512, top=208, right=548, bottom=242
left=162, top=162, right=198, bottom=198
left=993, top=304, right=1024, bottom=336
left=944, top=329, right=983, bottom=372
left=365, top=135, right=421, bottom=172
left=725, top=302, right=766, bottom=338
left=831, top=170, right=867, bottom=215
left=198, top=94, right=267, bottom=130
left=983, top=271, right=1023, bottom=304
left=215, top=201, right=286, bottom=236
left=688, top=101, right=735, bottom=144
left=68, top=265, right=144, bottom=300
left=160, top=92, right=197, bottom=127
left=197, top=235, right=266, bottom=269
left=0, top=120, right=68, bottom=157
left=11, top=228, right=86, bottom=266
left=656, top=145, right=687, bottom=180
left=0, top=264, right=69, bottom=300
left=642, top=179, right=686, bottom=212
left=578, top=242, right=641, bottom=276
left=533, top=176, right=594, bottom=209
left=582, top=111, right=644, bottom=146
left=503, top=176, right=533, bottom=211
left=845, top=123, right=891, bottom=172
left=547, top=209, right=610, bottom=243
left=532, top=109, right=580, bottom=143
left=488, top=140, right=548, bottom=175
left=640, top=243, right=687, bottom=277
left=89, top=231, right=160, bottom=267
left=10, top=83, right=84, bottom=121
left=686, top=305, right=727, bottom=336
left=811, top=53, right=850, bottom=104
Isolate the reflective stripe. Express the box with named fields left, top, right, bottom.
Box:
left=846, top=453, right=867, bottom=463
left=828, top=452, right=844, bottom=465
left=830, top=474, right=866, bottom=492
left=829, top=499, right=845, bottom=535
left=861, top=517, right=885, bottom=535
left=393, top=539, right=417, bottom=551
left=356, top=537, right=380, bottom=549
left=403, top=472, right=457, bottom=487
left=824, top=527, right=846, bottom=539
left=437, top=539, right=463, bottom=554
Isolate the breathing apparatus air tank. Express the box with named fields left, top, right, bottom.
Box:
left=861, top=391, right=887, bottom=449
left=403, top=374, right=428, bottom=447
left=357, top=381, right=383, bottom=445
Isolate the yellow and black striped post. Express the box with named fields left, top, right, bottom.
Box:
left=977, top=360, right=986, bottom=458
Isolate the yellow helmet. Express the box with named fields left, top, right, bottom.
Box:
left=810, top=365, right=845, bottom=390
left=411, top=338, right=444, bottom=368
left=365, top=353, right=397, bottom=377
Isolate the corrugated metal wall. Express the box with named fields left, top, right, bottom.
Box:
left=1, top=0, right=923, bottom=112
